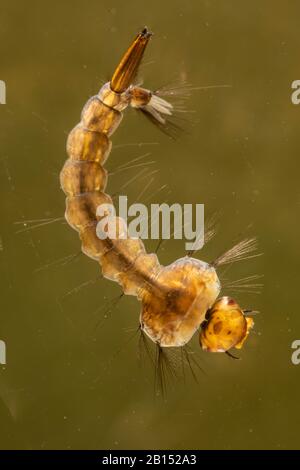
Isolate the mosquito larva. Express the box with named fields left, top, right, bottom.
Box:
left=60, top=28, right=255, bottom=357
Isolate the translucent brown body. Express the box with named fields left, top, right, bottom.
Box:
left=60, top=29, right=222, bottom=348
left=61, top=29, right=256, bottom=353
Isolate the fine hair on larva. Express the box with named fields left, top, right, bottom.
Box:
left=60, top=27, right=259, bottom=390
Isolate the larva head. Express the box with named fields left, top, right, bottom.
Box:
left=199, top=296, right=254, bottom=353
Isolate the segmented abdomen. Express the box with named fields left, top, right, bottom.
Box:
left=60, top=88, right=161, bottom=297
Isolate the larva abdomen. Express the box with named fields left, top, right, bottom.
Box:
left=67, top=125, right=111, bottom=163
left=81, top=96, right=123, bottom=135
left=80, top=222, right=117, bottom=260
left=60, top=160, right=108, bottom=196
left=65, top=190, right=112, bottom=231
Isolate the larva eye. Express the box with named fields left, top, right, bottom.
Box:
left=199, top=296, right=254, bottom=353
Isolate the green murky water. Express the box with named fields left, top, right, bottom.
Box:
left=0, top=0, right=299, bottom=449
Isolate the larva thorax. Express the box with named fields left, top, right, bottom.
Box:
left=141, top=258, right=220, bottom=347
